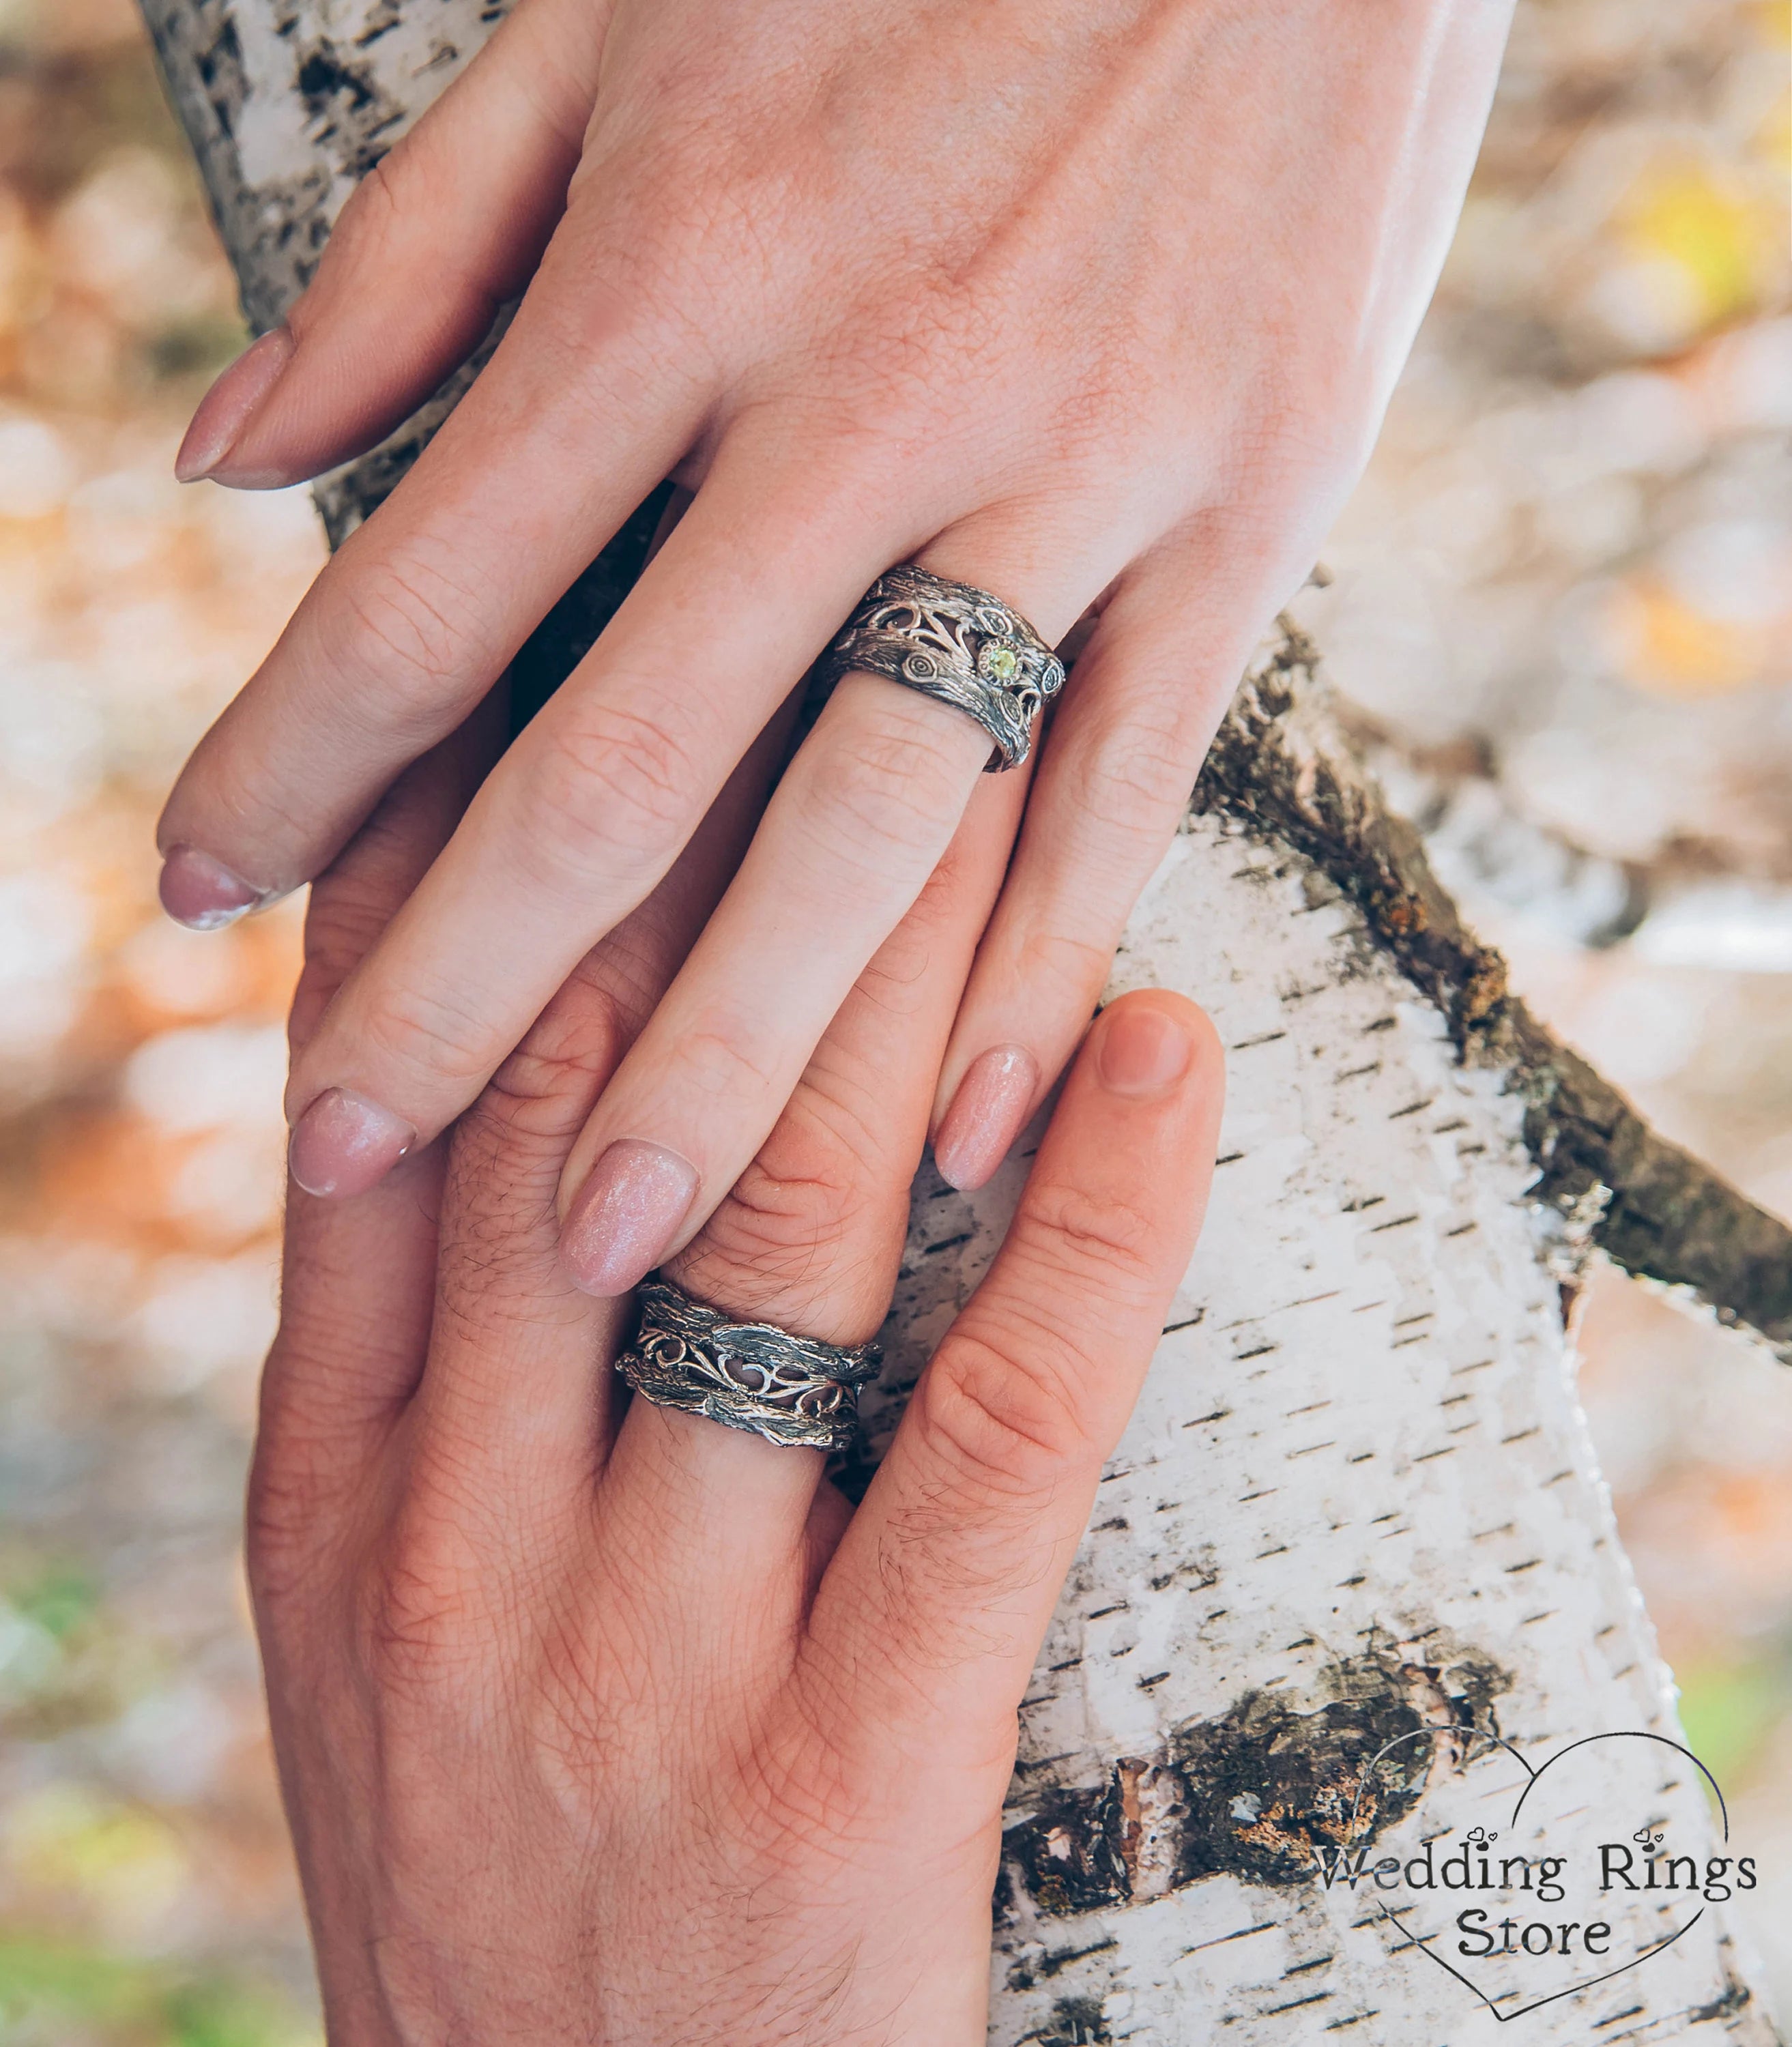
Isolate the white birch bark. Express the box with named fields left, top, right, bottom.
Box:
left=137, top=3, right=1790, bottom=2039
left=893, top=787, right=1774, bottom=2043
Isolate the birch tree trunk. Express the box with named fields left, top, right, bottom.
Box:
left=140, top=3, right=1792, bottom=2039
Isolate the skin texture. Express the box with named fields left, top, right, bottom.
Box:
left=261, top=721, right=1224, bottom=2044
left=163, top=0, right=1509, bottom=1257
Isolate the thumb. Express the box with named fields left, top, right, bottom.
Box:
left=807, top=989, right=1224, bottom=1754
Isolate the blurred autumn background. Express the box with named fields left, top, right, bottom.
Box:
left=0, top=0, right=1787, bottom=2039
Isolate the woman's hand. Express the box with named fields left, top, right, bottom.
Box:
left=162, top=0, right=1501, bottom=1275
left=259, top=700, right=1223, bottom=2041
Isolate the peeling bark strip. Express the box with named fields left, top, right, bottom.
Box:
left=142, top=4, right=1786, bottom=2038
left=1198, top=634, right=1792, bottom=1362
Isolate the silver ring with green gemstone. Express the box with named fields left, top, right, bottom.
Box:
left=814, top=564, right=1067, bottom=771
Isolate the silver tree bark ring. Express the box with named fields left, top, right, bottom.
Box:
left=616, top=1277, right=883, bottom=1452
left=815, top=564, right=1067, bottom=770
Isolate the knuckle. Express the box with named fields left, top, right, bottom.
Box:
left=358, top=973, right=497, bottom=1090
left=803, top=708, right=968, bottom=867
left=899, top=1182, right=1166, bottom=1499
left=1067, top=717, right=1202, bottom=839
left=319, top=155, right=401, bottom=272
left=704, top=1152, right=856, bottom=1262
left=671, top=1064, right=914, bottom=1328
left=355, top=1496, right=491, bottom=1693
left=432, top=1032, right=637, bottom=1311
left=908, top=1326, right=1096, bottom=1502
left=511, top=704, right=697, bottom=888
left=478, top=1017, right=622, bottom=1135
left=244, top=1432, right=328, bottom=1609
left=323, top=544, right=487, bottom=725
left=664, top=1024, right=782, bottom=1112
left=1020, top=1178, right=1161, bottom=1289
left=678, top=1146, right=891, bottom=1314
left=441, top=1093, right=556, bottom=1233
left=471, top=959, right=639, bottom=1138
left=294, top=883, right=395, bottom=1026
left=996, top=926, right=1114, bottom=1024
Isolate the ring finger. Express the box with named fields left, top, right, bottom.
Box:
left=553, top=526, right=1107, bottom=1299
left=593, top=741, right=1032, bottom=1597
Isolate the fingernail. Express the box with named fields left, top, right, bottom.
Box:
left=933, top=1045, right=1039, bottom=1193
left=158, top=844, right=268, bottom=930
left=560, top=1139, right=699, bottom=1297
left=289, top=1088, right=417, bottom=1199
left=174, top=327, right=295, bottom=484
left=1095, top=1002, right=1193, bottom=1099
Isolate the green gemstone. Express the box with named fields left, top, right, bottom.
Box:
left=980, top=644, right=1020, bottom=682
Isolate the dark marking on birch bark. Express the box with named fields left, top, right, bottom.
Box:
left=194, top=9, right=246, bottom=139
left=1001, top=1638, right=1509, bottom=1919
left=141, top=0, right=337, bottom=329
left=1688, top=1975, right=1758, bottom=2026
left=1025, top=1996, right=1111, bottom=2045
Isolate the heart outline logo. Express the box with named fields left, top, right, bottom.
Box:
left=1333, top=1726, right=1729, bottom=2023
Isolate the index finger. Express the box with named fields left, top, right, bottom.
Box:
left=156, top=201, right=714, bottom=931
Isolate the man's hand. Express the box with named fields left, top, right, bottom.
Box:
left=160, top=0, right=1505, bottom=1281
left=257, top=703, right=1222, bottom=2042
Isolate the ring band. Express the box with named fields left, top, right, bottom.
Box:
left=616, top=1277, right=882, bottom=1452
left=815, top=564, right=1067, bottom=771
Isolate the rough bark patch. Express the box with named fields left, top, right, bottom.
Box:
left=1002, top=1636, right=1511, bottom=1926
